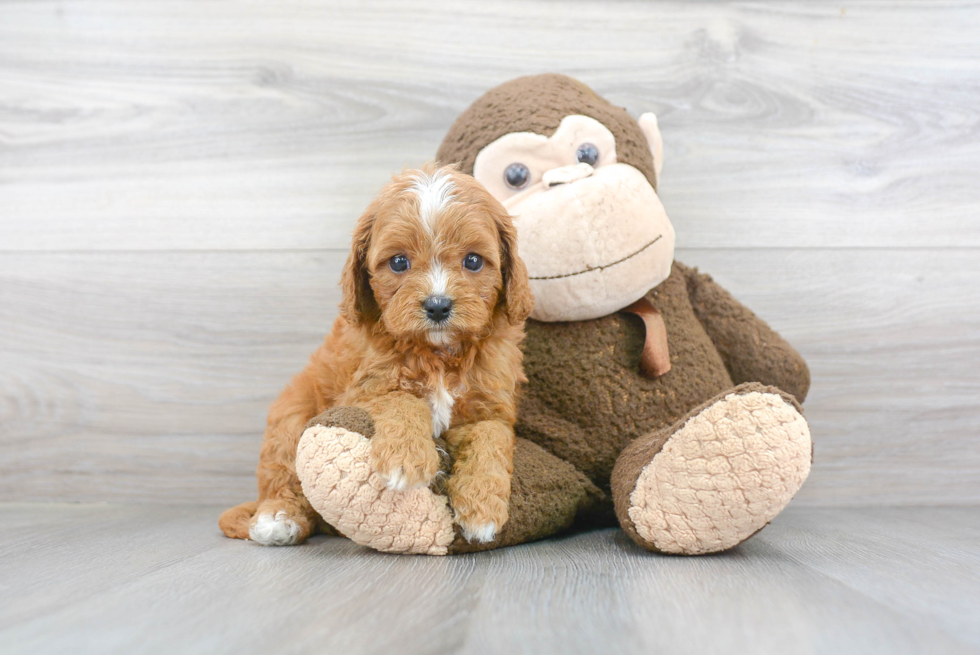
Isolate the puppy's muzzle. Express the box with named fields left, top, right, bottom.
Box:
left=423, top=295, right=453, bottom=324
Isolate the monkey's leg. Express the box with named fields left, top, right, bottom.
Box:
left=295, top=408, right=606, bottom=556
left=611, top=383, right=812, bottom=555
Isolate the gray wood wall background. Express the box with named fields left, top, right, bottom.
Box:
left=1, top=0, right=977, bottom=508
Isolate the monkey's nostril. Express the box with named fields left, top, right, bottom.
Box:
left=542, top=162, right=594, bottom=188
left=423, top=296, right=453, bottom=324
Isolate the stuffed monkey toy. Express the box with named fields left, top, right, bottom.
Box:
left=294, top=74, right=812, bottom=555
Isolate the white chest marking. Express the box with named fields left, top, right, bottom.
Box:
left=428, top=377, right=454, bottom=439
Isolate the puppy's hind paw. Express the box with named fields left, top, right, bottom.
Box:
left=249, top=510, right=302, bottom=546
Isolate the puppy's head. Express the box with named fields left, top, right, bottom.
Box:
left=340, top=164, right=533, bottom=346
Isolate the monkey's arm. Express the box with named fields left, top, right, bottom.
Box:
left=678, top=262, right=811, bottom=403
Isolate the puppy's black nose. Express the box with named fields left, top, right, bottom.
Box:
left=423, top=296, right=453, bottom=323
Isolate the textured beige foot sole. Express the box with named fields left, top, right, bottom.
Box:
left=296, top=425, right=455, bottom=556
left=628, top=391, right=811, bottom=555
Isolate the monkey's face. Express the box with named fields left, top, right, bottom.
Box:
left=473, top=114, right=675, bottom=322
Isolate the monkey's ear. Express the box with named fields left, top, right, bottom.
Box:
left=638, top=112, right=664, bottom=180
left=339, top=206, right=380, bottom=326
left=497, top=214, right=535, bottom=325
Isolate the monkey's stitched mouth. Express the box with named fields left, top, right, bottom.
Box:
left=528, top=235, right=663, bottom=281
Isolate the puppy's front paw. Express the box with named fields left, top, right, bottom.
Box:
left=459, top=521, right=499, bottom=544
left=369, top=433, right=440, bottom=491
left=448, top=474, right=509, bottom=544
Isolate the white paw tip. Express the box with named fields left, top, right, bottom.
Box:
left=385, top=468, right=430, bottom=491
left=461, top=522, right=498, bottom=544
left=249, top=511, right=301, bottom=546
left=385, top=467, right=409, bottom=491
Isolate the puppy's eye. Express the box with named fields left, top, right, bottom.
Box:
left=576, top=143, right=599, bottom=166
left=504, top=163, right=530, bottom=190
left=463, top=253, right=484, bottom=272
left=388, top=254, right=410, bottom=273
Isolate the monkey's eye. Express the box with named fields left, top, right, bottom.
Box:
left=576, top=143, right=599, bottom=166
left=463, top=253, right=484, bottom=272
left=504, top=163, right=530, bottom=190
left=388, top=254, right=410, bottom=273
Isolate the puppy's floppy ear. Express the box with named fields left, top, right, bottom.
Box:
left=340, top=204, right=380, bottom=326
left=496, top=212, right=534, bottom=325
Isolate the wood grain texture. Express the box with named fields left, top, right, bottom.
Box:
left=1, top=0, right=978, bottom=506
left=2, top=1, right=980, bottom=250
left=1, top=249, right=977, bottom=505
left=1, top=504, right=978, bottom=654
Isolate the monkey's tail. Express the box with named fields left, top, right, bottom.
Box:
left=218, top=501, right=259, bottom=539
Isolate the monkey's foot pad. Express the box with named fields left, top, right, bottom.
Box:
left=628, top=390, right=811, bottom=555
left=296, top=425, right=455, bottom=555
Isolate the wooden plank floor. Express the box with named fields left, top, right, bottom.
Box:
left=2, top=504, right=978, bottom=655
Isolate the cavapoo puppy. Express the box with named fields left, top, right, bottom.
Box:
left=219, top=164, right=534, bottom=546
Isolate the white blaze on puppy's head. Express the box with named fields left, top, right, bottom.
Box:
left=410, top=170, right=456, bottom=345
left=427, top=261, right=449, bottom=296
left=408, top=169, right=456, bottom=235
